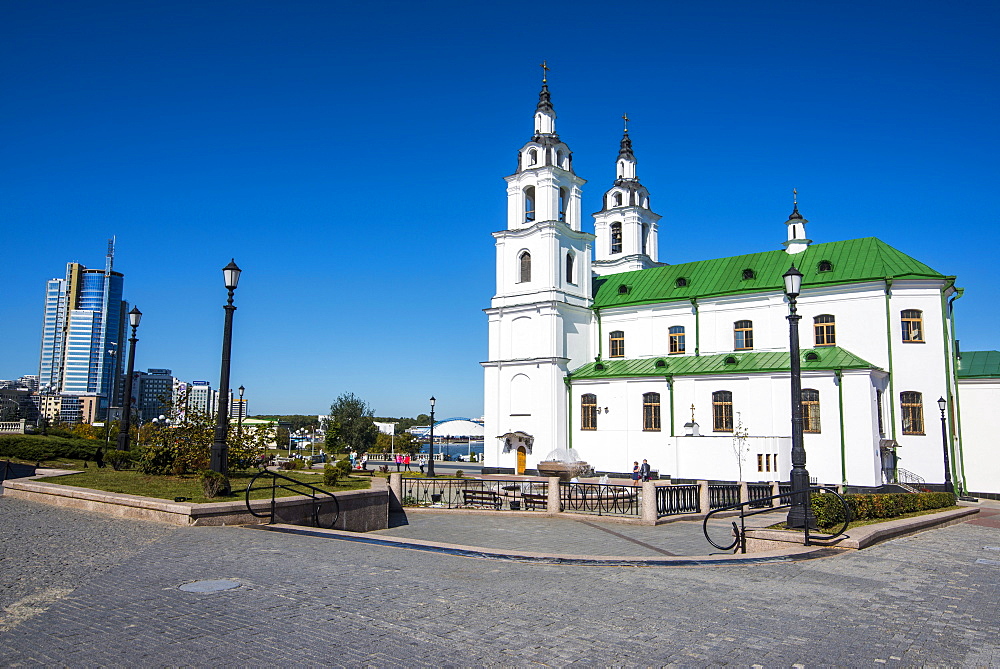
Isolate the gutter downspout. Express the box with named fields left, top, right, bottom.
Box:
left=667, top=375, right=675, bottom=437
left=883, top=279, right=897, bottom=440
left=691, top=298, right=700, bottom=356
left=595, top=307, right=604, bottom=360
left=563, top=376, right=573, bottom=451
left=835, top=369, right=847, bottom=485
left=944, top=288, right=967, bottom=493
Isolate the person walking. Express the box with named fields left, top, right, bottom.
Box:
left=639, top=459, right=651, bottom=482
left=404, top=454, right=411, bottom=471
left=395, top=454, right=402, bottom=472
left=631, top=461, right=641, bottom=486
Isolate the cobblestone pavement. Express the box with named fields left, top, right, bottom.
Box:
left=1, top=496, right=998, bottom=666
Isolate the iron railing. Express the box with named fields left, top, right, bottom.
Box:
left=703, top=486, right=851, bottom=553
left=748, top=483, right=774, bottom=508
left=244, top=468, right=340, bottom=529
left=709, top=484, right=740, bottom=510
left=401, top=477, right=549, bottom=511
left=559, top=481, right=640, bottom=517
left=778, top=483, right=794, bottom=505
left=655, top=484, right=700, bottom=516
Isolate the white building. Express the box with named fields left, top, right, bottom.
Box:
left=483, top=77, right=998, bottom=496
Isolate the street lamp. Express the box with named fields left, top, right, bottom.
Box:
left=937, top=397, right=954, bottom=493
left=210, top=260, right=242, bottom=489
left=237, top=385, right=245, bottom=440
left=427, top=396, right=436, bottom=477
left=782, top=265, right=816, bottom=529
left=116, top=307, right=142, bottom=451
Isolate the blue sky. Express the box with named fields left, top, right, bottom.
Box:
left=3, top=0, right=998, bottom=418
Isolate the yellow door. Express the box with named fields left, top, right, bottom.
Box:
left=516, top=446, right=526, bottom=475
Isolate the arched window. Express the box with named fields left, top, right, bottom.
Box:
left=818, top=260, right=833, bottom=272
left=900, top=391, right=924, bottom=435
left=613, top=192, right=623, bottom=207
left=609, top=330, right=625, bottom=358
left=565, top=253, right=575, bottom=285
left=742, top=268, right=756, bottom=280
left=518, top=251, right=531, bottom=283
left=814, top=314, right=836, bottom=346
left=675, top=277, right=688, bottom=288
left=643, top=392, right=661, bottom=431
left=802, top=389, right=821, bottom=433
left=581, top=393, right=597, bottom=430
left=901, top=310, right=923, bottom=342
left=528, top=149, right=538, bottom=166
left=669, top=326, right=685, bottom=354
left=712, top=391, right=733, bottom=432
left=524, top=186, right=535, bottom=222
left=610, top=222, right=623, bottom=254
left=734, top=320, right=754, bottom=350
left=558, top=188, right=567, bottom=222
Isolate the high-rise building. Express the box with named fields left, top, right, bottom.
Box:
left=38, top=240, right=127, bottom=417
left=134, top=368, right=175, bottom=423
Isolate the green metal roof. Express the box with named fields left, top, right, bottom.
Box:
left=568, top=347, right=881, bottom=380
left=957, top=351, right=1000, bottom=379
left=593, top=237, right=947, bottom=309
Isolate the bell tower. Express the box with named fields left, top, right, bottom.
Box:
left=483, top=65, right=596, bottom=474
left=593, top=115, right=663, bottom=275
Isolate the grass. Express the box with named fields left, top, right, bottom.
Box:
left=766, top=505, right=963, bottom=531
left=34, top=465, right=371, bottom=504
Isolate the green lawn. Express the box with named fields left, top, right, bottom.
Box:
left=35, top=466, right=371, bottom=504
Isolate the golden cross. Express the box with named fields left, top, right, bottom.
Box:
left=540, top=60, right=549, bottom=83
left=690, top=404, right=696, bottom=422
left=793, top=187, right=798, bottom=206
left=622, top=112, right=629, bottom=132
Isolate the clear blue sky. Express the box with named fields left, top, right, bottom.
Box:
left=3, top=0, right=998, bottom=418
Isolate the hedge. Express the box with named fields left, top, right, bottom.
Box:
left=0, top=434, right=104, bottom=462
left=811, top=491, right=956, bottom=528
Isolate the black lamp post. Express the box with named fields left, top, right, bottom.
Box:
left=116, top=307, right=142, bottom=451
left=210, top=260, right=242, bottom=486
left=427, top=396, right=436, bottom=477
left=237, top=385, right=245, bottom=440
left=782, top=265, right=816, bottom=529
left=937, top=397, right=954, bottom=493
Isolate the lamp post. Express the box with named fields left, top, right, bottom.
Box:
left=427, top=396, right=436, bottom=477
left=210, top=260, right=242, bottom=486
left=237, top=385, right=245, bottom=440
left=937, top=397, right=954, bottom=493
left=782, top=265, right=816, bottom=529
left=116, top=307, right=142, bottom=451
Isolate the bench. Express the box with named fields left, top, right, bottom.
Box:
left=462, top=489, right=502, bottom=509
left=522, top=492, right=548, bottom=510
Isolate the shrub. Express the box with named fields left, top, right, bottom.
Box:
left=104, top=449, right=135, bottom=471
left=281, top=458, right=303, bottom=470
left=323, top=464, right=340, bottom=486
left=0, top=434, right=100, bottom=462
left=200, top=470, right=230, bottom=498
left=811, top=491, right=956, bottom=528
left=335, top=458, right=353, bottom=477
left=454, top=470, right=464, bottom=479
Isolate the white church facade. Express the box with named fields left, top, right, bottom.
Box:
left=483, top=77, right=998, bottom=496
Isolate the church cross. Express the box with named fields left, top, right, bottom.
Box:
left=622, top=112, right=630, bottom=133
left=540, top=60, right=549, bottom=84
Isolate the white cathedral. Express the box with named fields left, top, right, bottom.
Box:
left=482, top=76, right=999, bottom=496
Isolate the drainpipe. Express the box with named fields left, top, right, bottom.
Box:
left=691, top=297, right=700, bottom=356
left=943, top=287, right=967, bottom=493
left=563, top=376, right=573, bottom=450
left=883, top=279, right=897, bottom=440
left=595, top=307, right=603, bottom=360
left=835, top=369, right=846, bottom=485
left=667, top=375, right=675, bottom=437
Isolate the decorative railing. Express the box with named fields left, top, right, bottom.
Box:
left=400, top=477, right=549, bottom=511
left=559, top=482, right=640, bottom=517
left=748, top=483, right=774, bottom=508
left=655, top=484, right=700, bottom=516
left=709, top=484, right=740, bottom=510
left=894, top=467, right=926, bottom=486
left=778, top=483, right=794, bottom=505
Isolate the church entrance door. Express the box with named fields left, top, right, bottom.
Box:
left=516, top=446, right=526, bottom=475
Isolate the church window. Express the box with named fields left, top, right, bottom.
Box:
left=814, top=314, right=836, bottom=346
left=675, top=277, right=688, bottom=288
left=802, top=389, right=821, bottom=433
left=742, top=268, right=756, bottom=280
left=669, top=326, right=685, bottom=354
left=518, top=252, right=531, bottom=283
left=900, top=391, right=924, bottom=435
left=524, top=187, right=535, bottom=222
left=643, top=392, right=661, bottom=431
left=617, top=285, right=630, bottom=295
left=734, top=320, right=754, bottom=350
left=528, top=149, right=538, bottom=166
left=712, top=391, right=733, bottom=432
left=559, top=188, right=567, bottom=222
left=818, top=260, right=834, bottom=272
left=876, top=390, right=885, bottom=437
left=556, top=150, right=565, bottom=167
left=566, top=253, right=575, bottom=285
left=641, top=195, right=649, bottom=208
left=613, top=193, right=622, bottom=207
left=641, top=223, right=648, bottom=254
left=609, top=330, right=625, bottom=358
left=610, top=222, right=623, bottom=254
left=901, top=310, right=924, bottom=343
left=581, top=393, right=597, bottom=430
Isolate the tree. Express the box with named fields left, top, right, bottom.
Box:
left=326, top=393, right=377, bottom=455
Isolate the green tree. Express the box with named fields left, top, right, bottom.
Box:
left=326, top=393, right=377, bottom=455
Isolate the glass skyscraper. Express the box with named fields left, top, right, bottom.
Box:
left=38, top=241, right=127, bottom=416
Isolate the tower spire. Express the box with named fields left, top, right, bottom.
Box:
left=618, top=112, right=635, bottom=164
left=533, top=61, right=556, bottom=136
left=789, top=187, right=802, bottom=219
left=783, top=188, right=811, bottom=254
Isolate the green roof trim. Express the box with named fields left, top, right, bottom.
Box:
left=593, top=237, right=948, bottom=309
left=957, top=350, right=1000, bottom=378
left=568, top=347, right=881, bottom=380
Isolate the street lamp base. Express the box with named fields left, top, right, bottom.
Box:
left=786, top=506, right=818, bottom=530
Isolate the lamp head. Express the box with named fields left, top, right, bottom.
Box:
left=430, top=396, right=436, bottom=408
left=128, top=307, right=142, bottom=328
left=782, top=265, right=803, bottom=298
left=937, top=396, right=947, bottom=412
left=222, top=259, right=242, bottom=290
left=238, top=385, right=245, bottom=397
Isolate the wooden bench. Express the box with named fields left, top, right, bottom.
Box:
left=522, top=493, right=548, bottom=510
left=462, top=489, right=502, bottom=509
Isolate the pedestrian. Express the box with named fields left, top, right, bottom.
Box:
left=404, top=454, right=411, bottom=471
left=639, top=458, right=651, bottom=482
left=631, top=461, right=640, bottom=486
left=395, top=454, right=402, bottom=472
left=94, top=446, right=105, bottom=469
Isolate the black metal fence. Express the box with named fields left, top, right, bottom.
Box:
left=778, top=483, right=793, bottom=505
left=401, top=477, right=550, bottom=511
left=559, top=481, right=640, bottom=517
left=748, top=483, right=774, bottom=508
left=655, top=484, right=700, bottom=516
left=708, top=484, right=740, bottom=510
